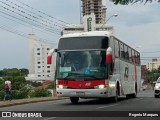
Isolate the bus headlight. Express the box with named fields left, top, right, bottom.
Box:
left=109, top=83, right=116, bottom=88
left=58, top=85, right=63, bottom=89
left=94, top=85, right=105, bottom=89
left=57, top=85, right=68, bottom=89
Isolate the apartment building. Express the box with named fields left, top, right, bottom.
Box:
left=147, top=58, right=160, bottom=71
left=25, top=33, right=56, bottom=81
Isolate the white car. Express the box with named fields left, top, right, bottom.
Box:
left=154, top=77, right=160, bottom=98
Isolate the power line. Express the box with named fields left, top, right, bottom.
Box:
left=0, top=13, right=59, bottom=38
left=0, top=24, right=56, bottom=44
left=0, top=8, right=61, bottom=35
left=0, top=4, right=62, bottom=33
left=14, top=0, right=69, bottom=25
left=141, top=51, right=160, bottom=53
left=0, top=0, right=64, bottom=28
left=4, top=0, right=66, bottom=26
left=12, top=0, right=79, bottom=28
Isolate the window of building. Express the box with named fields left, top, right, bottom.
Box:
left=47, top=70, right=50, bottom=73
left=47, top=75, right=51, bottom=77
left=47, top=48, right=50, bottom=50
left=37, top=53, right=40, bottom=55
left=37, top=48, right=40, bottom=51
left=47, top=66, right=50, bottom=68
left=38, top=75, right=41, bottom=77
left=37, top=62, right=40, bottom=64
left=38, top=66, right=41, bottom=68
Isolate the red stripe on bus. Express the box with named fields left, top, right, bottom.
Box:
left=57, top=80, right=106, bottom=89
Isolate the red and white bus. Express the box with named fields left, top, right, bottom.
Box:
left=47, top=31, right=141, bottom=104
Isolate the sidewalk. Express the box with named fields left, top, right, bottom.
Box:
left=0, top=96, right=68, bottom=108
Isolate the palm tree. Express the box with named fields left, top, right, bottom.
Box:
left=110, top=0, right=160, bottom=5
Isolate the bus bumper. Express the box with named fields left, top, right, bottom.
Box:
left=56, top=88, right=110, bottom=98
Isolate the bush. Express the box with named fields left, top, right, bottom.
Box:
left=0, top=88, right=51, bottom=101
left=10, top=87, right=31, bottom=99
left=29, top=89, right=51, bottom=98
left=0, top=91, right=5, bottom=100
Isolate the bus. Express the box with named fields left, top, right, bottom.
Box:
left=47, top=31, right=141, bottom=104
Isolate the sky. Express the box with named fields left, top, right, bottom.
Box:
left=0, top=0, right=160, bottom=70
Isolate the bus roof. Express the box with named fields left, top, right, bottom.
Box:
left=61, top=31, right=112, bottom=38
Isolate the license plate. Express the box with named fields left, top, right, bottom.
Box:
left=76, top=92, right=85, bottom=96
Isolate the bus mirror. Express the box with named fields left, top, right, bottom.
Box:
left=47, top=55, right=52, bottom=64
left=47, top=49, right=57, bottom=64
left=106, top=47, right=112, bottom=64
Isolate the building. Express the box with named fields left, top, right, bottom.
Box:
left=147, top=58, right=160, bottom=71
left=61, top=0, right=114, bottom=35
left=81, top=0, right=106, bottom=24
left=25, top=33, right=56, bottom=81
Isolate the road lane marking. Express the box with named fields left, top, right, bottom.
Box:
left=96, top=104, right=119, bottom=109
left=132, top=98, right=143, bottom=101
left=42, top=117, right=57, bottom=120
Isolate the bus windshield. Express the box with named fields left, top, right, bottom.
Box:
left=56, top=50, right=107, bottom=80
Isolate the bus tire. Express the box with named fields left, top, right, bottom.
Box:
left=126, top=94, right=131, bottom=99
left=70, top=97, right=79, bottom=104
left=112, top=87, right=118, bottom=102
left=132, top=84, right=137, bottom=98
left=154, top=95, right=159, bottom=98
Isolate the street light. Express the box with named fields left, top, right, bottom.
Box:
left=101, top=14, right=118, bottom=29
left=106, top=14, right=118, bottom=22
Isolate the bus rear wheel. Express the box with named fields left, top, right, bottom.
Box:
left=70, top=97, right=79, bottom=104
left=112, top=88, right=118, bottom=102
left=133, top=84, right=137, bottom=98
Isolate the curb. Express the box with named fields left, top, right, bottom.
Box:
left=0, top=97, right=68, bottom=108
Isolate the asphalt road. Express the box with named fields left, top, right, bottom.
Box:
left=0, top=89, right=160, bottom=120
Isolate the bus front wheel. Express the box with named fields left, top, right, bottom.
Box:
left=70, top=97, right=79, bottom=104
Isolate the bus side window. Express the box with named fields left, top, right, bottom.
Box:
left=114, top=39, right=119, bottom=57
left=128, top=47, right=132, bottom=62
left=137, top=53, right=140, bottom=65
left=124, top=45, right=129, bottom=60
left=110, top=37, right=115, bottom=59
left=135, top=52, right=138, bottom=64
left=121, top=51, right=125, bottom=59
left=125, top=51, right=129, bottom=60
left=131, top=50, right=135, bottom=63
left=120, top=42, right=124, bottom=59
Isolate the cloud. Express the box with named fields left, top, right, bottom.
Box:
left=107, top=1, right=160, bottom=26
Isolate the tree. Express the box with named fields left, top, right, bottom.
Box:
left=47, top=81, right=55, bottom=89
left=110, top=0, right=160, bottom=5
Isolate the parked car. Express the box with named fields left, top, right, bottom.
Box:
left=154, top=77, right=160, bottom=98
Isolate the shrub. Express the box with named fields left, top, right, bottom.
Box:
left=10, top=87, right=31, bottom=99
left=29, top=89, right=51, bottom=98
left=0, top=91, right=5, bottom=100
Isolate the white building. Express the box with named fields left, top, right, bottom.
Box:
left=147, top=59, right=160, bottom=71
left=25, top=33, right=56, bottom=81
